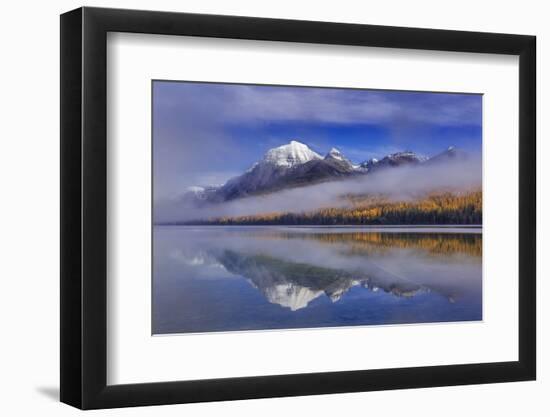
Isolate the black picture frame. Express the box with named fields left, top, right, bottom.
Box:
left=60, top=6, right=536, bottom=410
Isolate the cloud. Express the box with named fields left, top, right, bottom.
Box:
left=155, top=157, right=482, bottom=223
left=153, top=81, right=482, bottom=200
left=159, top=82, right=482, bottom=128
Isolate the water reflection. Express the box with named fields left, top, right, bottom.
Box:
left=217, top=250, right=426, bottom=311
left=153, top=226, right=482, bottom=334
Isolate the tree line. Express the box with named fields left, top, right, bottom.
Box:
left=187, top=190, right=482, bottom=226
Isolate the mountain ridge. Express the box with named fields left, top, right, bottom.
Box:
left=184, top=141, right=466, bottom=205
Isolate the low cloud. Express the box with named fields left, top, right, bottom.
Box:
left=155, top=157, right=481, bottom=223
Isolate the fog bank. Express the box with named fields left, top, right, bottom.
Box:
left=155, top=157, right=481, bottom=223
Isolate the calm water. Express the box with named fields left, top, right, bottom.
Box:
left=153, top=226, right=482, bottom=334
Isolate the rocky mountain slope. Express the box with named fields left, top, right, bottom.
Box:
left=183, top=140, right=464, bottom=205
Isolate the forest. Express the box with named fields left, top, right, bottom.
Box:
left=186, top=189, right=482, bottom=226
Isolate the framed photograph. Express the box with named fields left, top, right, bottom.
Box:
left=60, top=7, right=536, bottom=409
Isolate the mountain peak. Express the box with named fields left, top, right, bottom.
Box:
left=359, top=158, right=379, bottom=169
left=263, top=140, right=322, bottom=168
left=185, top=144, right=468, bottom=205
left=426, top=146, right=468, bottom=165
left=326, top=147, right=343, bottom=159
left=325, top=147, right=354, bottom=169
left=384, top=151, right=426, bottom=163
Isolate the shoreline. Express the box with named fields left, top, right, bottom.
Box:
left=153, top=224, right=482, bottom=233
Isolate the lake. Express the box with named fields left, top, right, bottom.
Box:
left=153, top=226, right=482, bottom=334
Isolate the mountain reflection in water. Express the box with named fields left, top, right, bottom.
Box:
left=153, top=226, right=482, bottom=334
left=218, top=250, right=426, bottom=311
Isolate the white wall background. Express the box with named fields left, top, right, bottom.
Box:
left=0, top=0, right=545, bottom=415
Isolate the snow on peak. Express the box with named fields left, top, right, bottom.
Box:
left=359, top=158, right=379, bottom=169
left=384, top=151, right=427, bottom=162
left=447, top=146, right=456, bottom=151
left=261, top=283, right=324, bottom=311
left=263, top=140, right=322, bottom=167
left=186, top=186, right=205, bottom=193
left=244, top=162, right=259, bottom=173
left=326, top=147, right=344, bottom=160
left=390, top=151, right=416, bottom=158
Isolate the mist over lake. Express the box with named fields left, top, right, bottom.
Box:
left=153, top=226, right=482, bottom=334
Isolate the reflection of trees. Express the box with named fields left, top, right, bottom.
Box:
left=260, top=232, right=482, bottom=258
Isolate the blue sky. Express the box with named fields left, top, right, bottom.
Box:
left=153, top=81, right=482, bottom=200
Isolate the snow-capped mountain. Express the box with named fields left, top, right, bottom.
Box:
left=363, top=151, right=427, bottom=172
left=180, top=185, right=219, bottom=203
left=325, top=147, right=355, bottom=168
left=325, top=147, right=347, bottom=163
left=216, top=249, right=369, bottom=311
left=205, top=140, right=357, bottom=201
left=182, top=141, right=466, bottom=204
left=213, top=141, right=322, bottom=201
left=358, top=157, right=378, bottom=171
left=425, top=146, right=468, bottom=165
left=262, top=140, right=322, bottom=167
left=214, top=249, right=426, bottom=311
